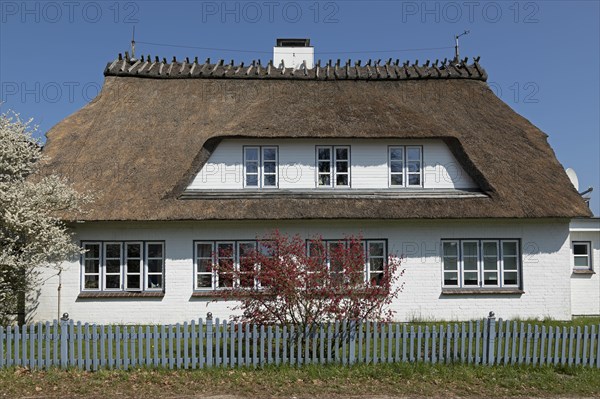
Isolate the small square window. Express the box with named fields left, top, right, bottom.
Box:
left=573, top=242, right=592, bottom=270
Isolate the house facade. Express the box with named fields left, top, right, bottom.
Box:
left=33, top=41, right=595, bottom=324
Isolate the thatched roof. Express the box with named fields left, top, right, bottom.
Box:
left=40, top=55, right=591, bottom=221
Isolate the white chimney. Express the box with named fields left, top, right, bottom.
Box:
left=273, top=38, right=314, bottom=69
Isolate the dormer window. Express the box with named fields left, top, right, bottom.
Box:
left=244, top=146, right=278, bottom=188
left=389, top=146, right=422, bottom=187
left=316, top=146, right=350, bottom=188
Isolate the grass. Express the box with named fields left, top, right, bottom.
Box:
left=2, top=362, right=600, bottom=398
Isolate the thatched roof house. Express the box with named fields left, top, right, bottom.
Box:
left=41, top=54, right=591, bottom=221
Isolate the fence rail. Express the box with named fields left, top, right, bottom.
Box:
left=1, top=316, right=599, bottom=370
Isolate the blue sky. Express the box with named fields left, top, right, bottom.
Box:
left=1, top=0, right=599, bottom=214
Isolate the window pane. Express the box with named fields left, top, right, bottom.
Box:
left=463, top=242, right=478, bottom=257
left=464, top=272, right=478, bottom=285
left=263, top=148, right=276, bottom=160
left=264, top=175, right=276, bottom=186
left=443, top=257, right=458, bottom=271
left=198, top=259, right=212, bottom=273
left=335, top=148, right=348, bottom=160
left=127, top=275, right=140, bottom=289
left=483, top=242, right=498, bottom=256
left=504, top=272, right=518, bottom=286
left=503, top=257, right=517, bottom=271
left=390, top=161, right=403, bottom=173
left=408, top=174, right=420, bottom=186
left=127, top=259, right=140, bottom=273
left=217, top=243, right=234, bottom=257
left=148, top=259, right=163, bottom=273
left=370, top=258, right=384, bottom=272
left=408, top=161, right=421, bottom=173
left=484, top=272, right=498, bottom=285
left=84, top=276, right=99, bottom=289
left=245, top=148, right=259, bottom=160
left=106, top=259, right=121, bottom=273
left=464, top=258, right=478, bottom=271
left=575, top=257, right=589, bottom=267
left=246, top=162, right=258, bottom=174
left=148, top=275, right=162, bottom=289
left=336, top=175, right=349, bottom=186
left=391, top=174, right=403, bottom=185
left=407, top=147, right=421, bottom=161
left=336, top=161, right=348, bottom=173
left=85, top=244, right=100, bottom=258
left=264, top=162, right=276, bottom=173
left=369, top=273, right=383, bottom=286
left=484, top=258, right=497, bottom=271
left=85, top=260, right=99, bottom=274
left=246, top=174, right=258, bottom=186
left=127, top=244, right=141, bottom=258
left=318, top=161, right=330, bottom=173
left=106, top=244, right=121, bottom=258
left=148, top=244, right=163, bottom=258
left=444, top=272, right=458, bottom=286
left=106, top=275, right=120, bottom=289
left=369, top=242, right=384, bottom=257
left=197, top=275, right=212, bottom=288
left=443, top=242, right=458, bottom=257
left=318, top=175, right=331, bottom=186
left=390, top=148, right=403, bottom=160
left=318, top=148, right=330, bottom=160
left=574, top=244, right=589, bottom=255
left=502, top=242, right=517, bottom=256
left=219, top=273, right=233, bottom=288
left=197, top=243, right=212, bottom=258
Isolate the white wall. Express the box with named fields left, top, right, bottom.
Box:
left=188, top=139, right=477, bottom=190
left=32, top=219, right=572, bottom=324
left=570, top=218, right=600, bottom=315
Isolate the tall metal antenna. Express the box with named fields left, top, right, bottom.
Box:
left=454, top=30, right=470, bottom=61
left=131, top=26, right=136, bottom=59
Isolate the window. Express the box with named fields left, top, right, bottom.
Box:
left=244, top=146, right=278, bottom=188
left=81, top=241, right=164, bottom=292
left=573, top=242, right=592, bottom=270
left=441, top=239, right=520, bottom=288
left=194, top=238, right=387, bottom=290
left=316, top=146, right=350, bottom=187
left=308, top=239, right=387, bottom=286
left=389, top=146, right=422, bottom=187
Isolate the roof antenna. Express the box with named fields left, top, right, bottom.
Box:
left=454, top=30, right=470, bottom=62
left=131, top=26, right=136, bottom=60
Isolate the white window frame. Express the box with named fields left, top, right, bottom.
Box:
left=195, top=241, right=215, bottom=290
left=215, top=241, right=235, bottom=289
left=573, top=241, right=592, bottom=270
left=366, top=240, right=386, bottom=286
left=237, top=241, right=258, bottom=289
left=461, top=240, right=480, bottom=287
left=316, top=146, right=351, bottom=188
left=103, top=242, right=123, bottom=291
left=441, top=239, right=521, bottom=289
left=442, top=240, right=460, bottom=287
left=145, top=242, right=165, bottom=291
left=124, top=242, right=143, bottom=291
left=243, top=146, right=279, bottom=189
left=388, top=145, right=423, bottom=188
left=82, top=242, right=101, bottom=291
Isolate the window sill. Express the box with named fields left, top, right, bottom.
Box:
left=572, top=269, right=595, bottom=275
left=77, top=291, right=165, bottom=299
left=191, top=290, right=271, bottom=299
left=441, top=288, right=524, bottom=295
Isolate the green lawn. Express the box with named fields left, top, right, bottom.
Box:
left=2, top=362, right=600, bottom=398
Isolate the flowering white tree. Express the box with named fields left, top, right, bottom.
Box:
left=0, top=111, right=88, bottom=325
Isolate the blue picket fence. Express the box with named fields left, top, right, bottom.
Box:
left=1, top=316, right=599, bottom=370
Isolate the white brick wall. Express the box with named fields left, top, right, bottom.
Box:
left=32, top=219, right=572, bottom=324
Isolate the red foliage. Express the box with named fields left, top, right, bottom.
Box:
left=212, top=230, right=404, bottom=324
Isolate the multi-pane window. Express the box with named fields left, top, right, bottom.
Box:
left=243, top=146, right=278, bottom=188
left=389, top=146, right=422, bottom=187
left=81, top=241, right=164, bottom=292
left=307, top=239, right=387, bottom=285
left=316, top=146, right=350, bottom=187
left=442, top=239, right=520, bottom=288
left=573, top=242, right=592, bottom=270
left=195, top=239, right=387, bottom=289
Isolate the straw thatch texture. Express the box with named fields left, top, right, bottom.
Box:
left=39, top=57, right=591, bottom=221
